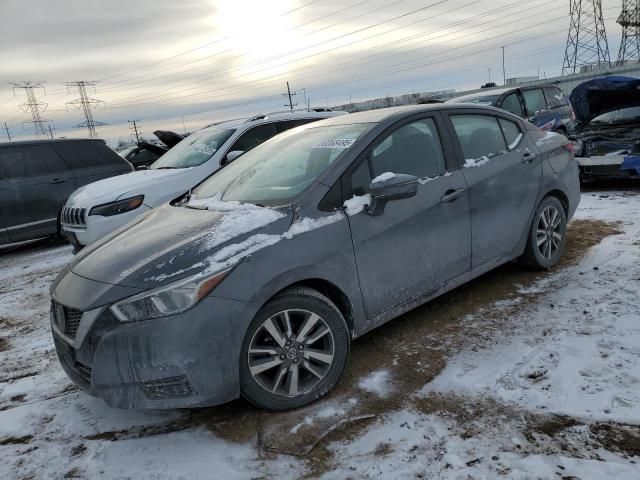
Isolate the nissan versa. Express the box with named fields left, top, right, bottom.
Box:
left=50, top=105, right=580, bottom=410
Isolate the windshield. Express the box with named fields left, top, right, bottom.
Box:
left=150, top=128, right=235, bottom=169
left=591, top=107, right=640, bottom=124
left=450, top=94, right=500, bottom=106
left=191, top=123, right=372, bottom=206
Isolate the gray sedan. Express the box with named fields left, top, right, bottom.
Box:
left=50, top=104, right=580, bottom=410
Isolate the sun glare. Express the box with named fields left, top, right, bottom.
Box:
left=215, top=0, right=296, bottom=79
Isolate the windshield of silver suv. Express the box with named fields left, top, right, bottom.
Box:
left=190, top=123, right=372, bottom=206
left=150, top=128, right=235, bottom=169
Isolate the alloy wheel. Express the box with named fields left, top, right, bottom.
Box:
left=247, top=309, right=335, bottom=397
left=536, top=205, right=563, bottom=260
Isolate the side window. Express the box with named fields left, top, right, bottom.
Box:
left=349, top=118, right=445, bottom=194
left=543, top=87, right=567, bottom=108
left=230, top=123, right=279, bottom=152
left=451, top=115, right=507, bottom=161
left=500, top=93, right=524, bottom=117
left=498, top=118, right=523, bottom=150
left=276, top=119, right=315, bottom=133
left=51, top=141, right=128, bottom=169
left=522, top=89, right=548, bottom=116
left=0, top=145, right=68, bottom=179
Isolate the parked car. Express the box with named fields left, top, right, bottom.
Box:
left=60, top=109, right=346, bottom=250
left=50, top=104, right=580, bottom=410
left=446, top=84, right=576, bottom=134
left=121, top=130, right=186, bottom=169
left=0, top=139, right=132, bottom=247
left=571, top=76, right=640, bottom=180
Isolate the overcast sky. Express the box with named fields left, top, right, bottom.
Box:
left=0, top=0, right=625, bottom=144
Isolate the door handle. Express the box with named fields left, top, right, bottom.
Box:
left=441, top=188, right=465, bottom=203
left=521, top=152, right=536, bottom=163
left=50, top=178, right=66, bottom=184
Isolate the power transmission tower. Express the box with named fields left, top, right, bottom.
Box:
left=562, top=0, right=611, bottom=75
left=282, top=82, right=297, bottom=112
left=10, top=81, right=50, bottom=137
left=128, top=120, right=141, bottom=143
left=3, top=122, right=11, bottom=141
left=65, top=81, right=106, bottom=138
left=617, top=0, right=640, bottom=63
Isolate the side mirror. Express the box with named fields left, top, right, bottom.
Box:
left=224, top=150, right=245, bottom=164
left=368, top=173, right=419, bottom=216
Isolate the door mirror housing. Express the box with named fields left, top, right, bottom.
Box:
left=368, top=173, right=419, bottom=216
left=223, top=150, right=245, bottom=164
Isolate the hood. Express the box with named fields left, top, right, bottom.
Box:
left=69, top=202, right=293, bottom=288
left=66, top=168, right=191, bottom=207
left=570, top=76, right=640, bottom=124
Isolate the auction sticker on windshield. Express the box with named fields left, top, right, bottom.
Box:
left=313, top=138, right=357, bottom=149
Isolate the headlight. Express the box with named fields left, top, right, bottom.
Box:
left=111, top=269, right=230, bottom=323
left=89, top=195, right=144, bottom=217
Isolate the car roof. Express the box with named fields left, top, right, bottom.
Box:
left=295, top=103, right=511, bottom=127
left=448, top=84, right=562, bottom=103
left=0, top=138, right=105, bottom=148
left=203, top=109, right=348, bottom=131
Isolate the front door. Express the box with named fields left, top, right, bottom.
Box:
left=446, top=111, right=542, bottom=269
left=344, top=115, right=471, bottom=322
left=0, top=144, right=75, bottom=242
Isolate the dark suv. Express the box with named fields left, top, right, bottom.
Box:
left=0, top=139, right=132, bottom=246
left=447, top=84, right=576, bottom=134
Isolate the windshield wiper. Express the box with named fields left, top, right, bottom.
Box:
left=155, top=166, right=179, bottom=170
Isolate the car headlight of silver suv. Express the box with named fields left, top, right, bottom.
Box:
left=89, top=195, right=144, bottom=217
left=111, top=269, right=230, bottom=323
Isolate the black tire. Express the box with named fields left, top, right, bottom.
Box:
left=239, top=287, right=350, bottom=411
left=520, top=196, right=567, bottom=270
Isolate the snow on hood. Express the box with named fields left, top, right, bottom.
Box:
left=66, top=168, right=191, bottom=207
left=570, top=76, right=640, bottom=124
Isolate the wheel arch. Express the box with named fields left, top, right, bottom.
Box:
left=267, top=278, right=356, bottom=338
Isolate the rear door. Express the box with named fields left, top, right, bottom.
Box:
left=344, top=113, right=471, bottom=324
left=445, top=110, right=542, bottom=269
left=0, top=143, right=75, bottom=241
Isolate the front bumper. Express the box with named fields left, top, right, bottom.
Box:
left=51, top=292, right=259, bottom=409
left=61, top=205, right=151, bottom=247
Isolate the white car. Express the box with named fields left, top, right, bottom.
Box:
left=61, top=109, right=346, bottom=249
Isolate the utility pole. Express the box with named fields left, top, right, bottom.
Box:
left=501, top=46, right=506, bottom=85
left=10, top=81, right=49, bottom=137
left=282, top=82, right=297, bottom=112
left=181, top=115, right=187, bottom=135
left=617, top=0, right=640, bottom=63
left=65, top=81, right=106, bottom=138
left=3, top=122, right=11, bottom=141
left=128, top=120, right=141, bottom=143
left=562, top=0, right=611, bottom=75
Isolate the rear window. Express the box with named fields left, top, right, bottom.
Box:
left=51, top=141, right=130, bottom=170
left=543, top=87, right=568, bottom=108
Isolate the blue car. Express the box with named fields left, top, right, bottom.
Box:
left=447, top=84, right=576, bottom=135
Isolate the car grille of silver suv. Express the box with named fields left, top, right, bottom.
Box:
left=61, top=207, right=86, bottom=227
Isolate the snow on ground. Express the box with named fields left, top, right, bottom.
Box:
left=1, top=192, right=639, bottom=479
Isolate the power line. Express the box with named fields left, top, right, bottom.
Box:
left=65, top=81, right=106, bottom=138
left=10, top=81, right=50, bottom=137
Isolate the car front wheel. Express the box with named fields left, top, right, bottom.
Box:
left=521, top=196, right=567, bottom=270
left=239, top=287, right=350, bottom=411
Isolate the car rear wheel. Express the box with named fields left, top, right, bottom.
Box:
left=520, top=196, right=567, bottom=270
left=239, top=287, right=350, bottom=411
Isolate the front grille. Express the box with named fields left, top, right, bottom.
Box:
left=141, top=375, right=197, bottom=400
left=61, top=206, right=86, bottom=227
left=52, top=301, right=83, bottom=339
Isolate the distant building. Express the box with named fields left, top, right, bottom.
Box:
left=505, top=76, right=539, bottom=86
